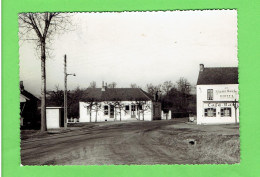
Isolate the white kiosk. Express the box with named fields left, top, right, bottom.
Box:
left=46, top=107, right=64, bottom=129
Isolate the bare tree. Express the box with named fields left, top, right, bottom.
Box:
left=19, top=13, right=72, bottom=131
left=93, top=102, right=102, bottom=122
left=130, top=83, right=139, bottom=88
left=146, top=83, right=162, bottom=100
left=176, top=77, right=191, bottom=113
left=88, top=81, right=97, bottom=88
left=176, top=77, right=191, bottom=94
left=162, top=81, right=173, bottom=95
left=67, top=86, right=84, bottom=118
left=46, top=85, right=64, bottom=107
left=108, top=82, right=117, bottom=88
left=83, top=98, right=97, bottom=123
left=114, top=100, right=126, bottom=121
left=134, top=100, right=151, bottom=121
left=146, top=83, right=157, bottom=97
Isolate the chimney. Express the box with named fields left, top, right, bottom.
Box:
left=101, top=81, right=105, bottom=91
left=200, top=64, right=204, bottom=72
left=20, top=81, right=24, bottom=91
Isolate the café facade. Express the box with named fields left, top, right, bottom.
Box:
left=196, top=64, right=239, bottom=124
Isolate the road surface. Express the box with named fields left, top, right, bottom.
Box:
left=21, top=119, right=239, bottom=165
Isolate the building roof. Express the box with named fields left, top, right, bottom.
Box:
left=20, top=89, right=40, bottom=102
left=81, top=88, right=153, bottom=102
left=197, top=67, right=238, bottom=85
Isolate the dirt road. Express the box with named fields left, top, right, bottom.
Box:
left=21, top=119, right=240, bottom=165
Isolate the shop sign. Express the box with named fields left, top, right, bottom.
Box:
left=206, top=103, right=233, bottom=108
left=215, top=87, right=238, bottom=100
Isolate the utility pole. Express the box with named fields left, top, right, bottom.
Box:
left=64, top=54, right=76, bottom=129
left=64, top=55, right=67, bottom=129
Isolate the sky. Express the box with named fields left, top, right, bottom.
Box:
left=19, top=10, right=238, bottom=96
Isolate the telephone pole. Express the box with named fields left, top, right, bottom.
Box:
left=64, top=55, right=76, bottom=129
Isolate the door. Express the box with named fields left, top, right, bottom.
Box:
left=131, top=104, right=136, bottom=118
left=110, top=105, right=114, bottom=118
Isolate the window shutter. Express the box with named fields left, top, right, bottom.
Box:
left=204, top=108, right=208, bottom=117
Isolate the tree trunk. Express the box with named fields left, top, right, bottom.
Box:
left=235, top=107, right=237, bottom=124
left=90, top=109, right=92, bottom=122
left=95, top=109, right=98, bottom=122
left=138, top=109, right=140, bottom=120
left=40, top=41, right=47, bottom=132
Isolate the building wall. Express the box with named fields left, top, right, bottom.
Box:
left=20, top=95, right=39, bottom=128
left=197, top=84, right=239, bottom=124
left=79, top=101, right=153, bottom=122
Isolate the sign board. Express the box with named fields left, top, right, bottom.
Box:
left=214, top=87, right=239, bottom=101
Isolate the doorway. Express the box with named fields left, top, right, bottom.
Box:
left=110, top=105, right=114, bottom=118
left=131, top=104, right=136, bottom=118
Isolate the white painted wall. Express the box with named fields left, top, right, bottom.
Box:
left=197, top=84, right=239, bottom=124
left=79, top=101, right=153, bottom=122
left=46, top=108, right=61, bottom=129
left=161, top=110, right=172, bottom=120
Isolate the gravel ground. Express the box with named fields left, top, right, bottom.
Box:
left=21, top=118, right=240, bottom=165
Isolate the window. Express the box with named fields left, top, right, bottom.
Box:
left=131, top=105, right=136, bottom=111
left=138, top=105, right=143, bottom=110
left=207, top=89, right=213, bottom=100
left=221, top=107, right=231, bottom=117
left=125, top=105, right=130, bottom=115
left=204, top=108, right=216, bottom=117
left=104, top=105, right=108, bottom=115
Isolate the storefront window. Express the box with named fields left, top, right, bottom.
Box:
left=221, top=107, right=231, bottom=117
left=204, top=108, right=216, bottom=117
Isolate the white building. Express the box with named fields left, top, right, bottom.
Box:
left=79, top=83, right=161, bottom=122
left=196, top=64, right=239, bottom=124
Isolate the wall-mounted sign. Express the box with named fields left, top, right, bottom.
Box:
left=205, top=102, right=234, bottom=108
left=214, top=87, right=238, bottom=101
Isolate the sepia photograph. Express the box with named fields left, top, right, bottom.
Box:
left=19, top=10, right=239, bottom=165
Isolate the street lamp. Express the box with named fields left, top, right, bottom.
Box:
left=64, top=54, right=76, bottom=129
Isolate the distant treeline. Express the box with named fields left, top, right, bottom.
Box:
left=46, top=77, right=196, bottom=118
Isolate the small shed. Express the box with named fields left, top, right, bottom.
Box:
left=46, top=107, right=64, bottom=129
